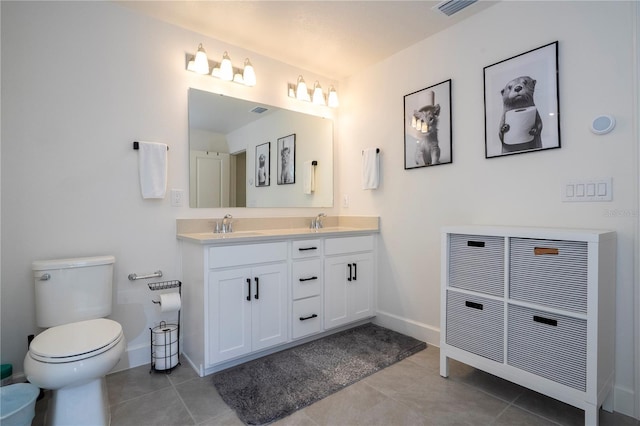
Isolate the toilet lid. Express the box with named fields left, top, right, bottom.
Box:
left=29, top=318, right=123, bottom=363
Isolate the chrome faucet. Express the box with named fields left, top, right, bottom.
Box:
left=311, top=213, right=326, bottom=230
left=221, top=214, right=233, bottom=233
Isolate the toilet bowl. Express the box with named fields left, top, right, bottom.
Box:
left=24, top=319, right=125, bottom=426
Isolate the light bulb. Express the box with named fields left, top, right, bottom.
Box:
left=193, top=43, right=209, bottom=74
left=296, top=76, right=309, bottom=102
left=411, top=115, right=417, bottom=128
left=312, top=81, right=326, bottom=106
left=327, top=85, right=339, bottom=108
left=219, top=51, right=233, bottom=81
left=242, top=58, right=256, bottom=87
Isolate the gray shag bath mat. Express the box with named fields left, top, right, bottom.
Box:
left=211, top=323, right=426, bottom=425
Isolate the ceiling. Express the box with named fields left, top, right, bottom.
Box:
left=115, top=0, right=497, bottom=80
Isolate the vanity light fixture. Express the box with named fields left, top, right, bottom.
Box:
left=186, top=43, right=256, bottom=87
left=288, top=75, right=339, bottom=108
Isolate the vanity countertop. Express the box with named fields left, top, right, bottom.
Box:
left=177, top=216, right=379, bottom=245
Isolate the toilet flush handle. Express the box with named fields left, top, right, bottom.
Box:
left=39, top=273, right=51, bottom=281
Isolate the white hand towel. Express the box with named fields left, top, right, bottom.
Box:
left=303, top=161, right=315, bottom=194
left=138, top=141, right=168, bottom=199
left=361, top=148, right=379, bottom=190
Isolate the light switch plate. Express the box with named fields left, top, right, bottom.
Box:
left=562, top=178, right=612, bottom=202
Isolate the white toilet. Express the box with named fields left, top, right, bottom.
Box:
left=23, top=255, right=125, bottom=426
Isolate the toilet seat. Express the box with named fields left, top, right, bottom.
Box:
left=29, top=318, right=123, bottom=364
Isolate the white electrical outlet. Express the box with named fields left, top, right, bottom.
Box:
left=171, top=189, right=185, bottom=207
left=343, top=194, right=350, bottom=208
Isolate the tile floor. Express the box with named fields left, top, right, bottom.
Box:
left=33, top=346, right=639, bottom=426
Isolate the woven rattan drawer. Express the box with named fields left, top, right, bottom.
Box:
left=507, top=304, right=586, bottom=391
left=448, top=234, right=505, bottom=296
left=510, top=238, right=588, bottom=313
left=446, top=290, right=504, bottom=362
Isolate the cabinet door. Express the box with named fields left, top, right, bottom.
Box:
left=324, top=253, right=373, bottom=329
left=208, top=268, right=252, bottom=364
left=347, top=253, right=374, bottom=322
left=251, top=263, right=289, bottom=351
left=324, top=257, right=350, bottom=329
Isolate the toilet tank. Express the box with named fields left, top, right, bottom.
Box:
left=32, top=256, right=115, bottom=328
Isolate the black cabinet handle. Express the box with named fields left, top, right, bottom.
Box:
left=254, top=277, right=259, bottom=300
left=353, top=263, right=357, bottom=281
left=465, top=301, right=483, bottom=310
left=298, top=247, right=318, bottom=251
left=299, top=276, right=318, bottom=282
left=299, top=314, right=318, bottom=321
left=246, top=278, right=251, bottom=301
left=347, top=264, right=352, bottom=281
left=533, top=315, right=557, bottom=327
left=467, top=241, right=485, bottom=248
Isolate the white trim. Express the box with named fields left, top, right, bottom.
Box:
left=373, top=310, right=440, bottom=346
left=634, top=0, right=640, bottom=420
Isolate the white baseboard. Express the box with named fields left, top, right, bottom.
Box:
left=373, top=310, right=440, bottom=347
left=614, top=384, right=637, bottom=419
left=110, top=342, right=153, bottom=374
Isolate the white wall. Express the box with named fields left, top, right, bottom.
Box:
left=0, top=1, right=338, bottom=375
left=338, top=1, right=638, bottom=417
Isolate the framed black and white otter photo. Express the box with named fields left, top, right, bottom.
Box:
left=403, top=79, right=452, bottom=170
left=484, top=41, right=560, bottom=158
left=277, top=134, right=295, bottom=185
left=255, top=142, right=270, bottom=187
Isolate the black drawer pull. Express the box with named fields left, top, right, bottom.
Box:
left=298, top=247, right=318, bottom=251
left=465, top=301, right=483, bottom=310
left=533, top=315, right=558, bottom=327
left=246, top=278, right=251, bottom=301
left=299, top=276, right=318, bottom=282
left=467, top=241, right=485, bottom=248
left=299, top=314, right=318, bottom=321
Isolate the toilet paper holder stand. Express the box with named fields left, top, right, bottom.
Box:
left=149, top=280, right=182, bottom=374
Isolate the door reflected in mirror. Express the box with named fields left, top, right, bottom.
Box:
left=188, top=88, right=333, bottom=208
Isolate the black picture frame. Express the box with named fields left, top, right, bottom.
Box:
left=277, top=134, right=296, bottom=185
left=484, top=41, right=560, bottom=158
left=255, top=142, right=270, bottom=187
left=403, top=79, right=452, bottom=169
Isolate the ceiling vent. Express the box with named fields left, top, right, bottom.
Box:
left=433, top=0, right=478, bottom=16
left=250, top=106, right=268, bottom=114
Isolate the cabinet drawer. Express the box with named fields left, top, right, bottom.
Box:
left=507, top=304, right=586, bottom=391
left=292, top=259, right=322, bottom=300
left=292, top=297, right=322, bottom=339
left=325, top=235, right=374, bottom=255
left=292, top=239, right=322, bottom=259
left=446, top=291, right=504, bottom=362
left=208, top=242, right=287, bottom=269
left=510, top=238, right=588, bottom=313
left=448, top=234, right=504, bottom=297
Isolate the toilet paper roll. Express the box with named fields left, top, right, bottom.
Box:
left=504, top=106, right=537, bottom=145
left=158, top=292, right=181, bottom=313
left=152, top=324, right=178, bottom=346
left=154, top=353, right=178, bottom=370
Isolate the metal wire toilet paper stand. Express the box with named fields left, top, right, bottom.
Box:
left=148, top=280, right=182, bottom=373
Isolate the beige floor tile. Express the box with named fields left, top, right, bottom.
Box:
left=107, top=364, right=172, bottom=405
left=175, top=377, right=233, bottom=424
left=110, top=386, right=194, bottom=426
left=494, top=405, right=558, bottom=426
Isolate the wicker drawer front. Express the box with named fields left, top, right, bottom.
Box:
left=446, top=291, right=504, bottom=362
left=510, top=238, right=588, bottom=313
left=507, top=304, right=586, bottom=391
left=448, top=234, right=505, bottom=296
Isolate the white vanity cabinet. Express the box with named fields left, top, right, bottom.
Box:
left=179, top=226, right=378, bottom=377
left=201, top=242, right=288, bottom=366
left=440, top=226, right=616, bottom=425
left=324, top=236, right=374, bottom=329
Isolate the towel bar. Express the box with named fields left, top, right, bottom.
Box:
left=133, top=141, right=169, bottom=151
